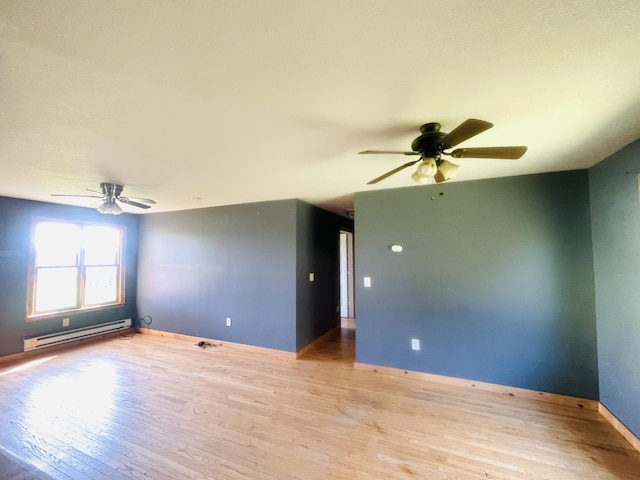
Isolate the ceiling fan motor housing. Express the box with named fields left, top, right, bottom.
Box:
left=101, top=182, right=123, bottom=200
left=411, top=123, right=446, bottom=157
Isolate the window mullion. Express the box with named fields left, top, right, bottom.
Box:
left=117, top=229, right=124, bottom=303
left=78, top=228, right=86, bottom=309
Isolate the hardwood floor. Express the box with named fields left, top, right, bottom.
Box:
left=0, top=445, right=53, bottom=480
left=1, top=328, right=639, bottom=479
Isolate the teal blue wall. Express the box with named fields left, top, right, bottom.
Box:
left=589, top=139, right=640, bottom=438
left=354, top=171, right=598, bottom=399
left=0, top=196, right=139, bottom=357
left=136, top=199, right=349, bottom=352
left=137, top=200, right=299, bottom=352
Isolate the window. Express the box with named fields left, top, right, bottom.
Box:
left=27, top=219, right=125, bottom=319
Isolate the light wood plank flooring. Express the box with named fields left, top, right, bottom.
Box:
left=0, top=328, right=639, bottom=479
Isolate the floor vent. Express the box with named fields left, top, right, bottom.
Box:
left=24, top=318, right=132, bottom=351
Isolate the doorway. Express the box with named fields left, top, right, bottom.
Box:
left=339, top=230, right=355, bottom=328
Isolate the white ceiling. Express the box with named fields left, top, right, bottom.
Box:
left=2, top=0, right=640, bottom=216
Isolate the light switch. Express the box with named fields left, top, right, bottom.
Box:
left=364, top=276, right=371, bottom=288
left=309, top=272, right=315, bottom=282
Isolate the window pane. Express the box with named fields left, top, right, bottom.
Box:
left=35, top=222, right=81, bottom=267
left=83, top=226, right=120, bottom=266
left=28, top=220, right=125, bottom=318
left=35, top=267, right=78, bottom=311
left=84, top=266, right=118, bottom=305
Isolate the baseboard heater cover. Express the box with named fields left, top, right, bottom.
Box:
left=24, top=318, right=132, bottom=351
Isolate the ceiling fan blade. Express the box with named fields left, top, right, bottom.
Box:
left=118, top=197, right=151, bottom=209
left=367, top=160, right=420, bottom=185
left=440, top=119, right=493, bottom=149
left=86, top=188, right=103, bottom=194
left=449, top=146, right=528, bottom=159
left=124, top=196, right=156, bottom=204
left=51, top=194, right=104, bottom=199
left=359, top=150, right=420, bottom=155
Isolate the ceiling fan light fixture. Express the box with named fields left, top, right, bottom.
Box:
left=359, top=119, right=527, bottom=185
left=411, top=158, right=437, bottom=184
left=411, top=171, right=430, bottom=184
left=52, top=183, right=154, bottom=213
left=97, top=200, right=123, bottom=215
left=437, top=159, right=459, bottom=181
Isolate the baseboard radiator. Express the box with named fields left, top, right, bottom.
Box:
left=23, top=318, right=132, bottom=351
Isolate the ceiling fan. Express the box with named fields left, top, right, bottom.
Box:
left=359, top=119, right=527, bottom=185
left=51, top=183, right=156, bottom=215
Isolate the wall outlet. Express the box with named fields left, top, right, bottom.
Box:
left=411, top=338, right=420, bottom=351
left=226, top=317, right=232, bottom=327
left=62, top=318, right=70, bottom=327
